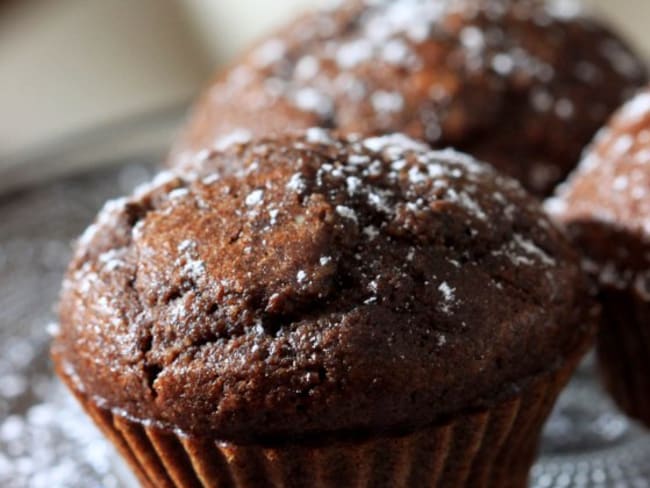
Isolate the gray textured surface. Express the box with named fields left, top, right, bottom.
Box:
left=0, top=162, right=154, bottom=487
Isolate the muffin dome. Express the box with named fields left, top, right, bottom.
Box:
left=55, top=131, right=593, bottom=443
left=170, top=0, right=646, bottom=196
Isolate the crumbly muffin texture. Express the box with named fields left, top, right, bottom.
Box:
left=55, top=131, right=592, bottom=443
left=547, top=89, right=650, bottom=292
left=171, top=0, right=646, bottom=196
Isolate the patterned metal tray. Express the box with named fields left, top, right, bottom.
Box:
left=0, top=158, right=649, bottom=487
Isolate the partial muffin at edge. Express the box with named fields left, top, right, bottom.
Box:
left=547, top=88, right=650, bottom=426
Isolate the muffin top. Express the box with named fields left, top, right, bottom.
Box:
left=170, top=0, right=646, bottom=196
left=55, top=131, right=593, bottom=443
left=547, top=88, right=650, bottom=293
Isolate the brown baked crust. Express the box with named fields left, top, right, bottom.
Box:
left=54, top=132, right=594, bottom=443
left=547, top=88, right=650, bottom=288
left=170, top=0, right=646, bottom=196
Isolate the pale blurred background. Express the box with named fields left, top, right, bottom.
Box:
left=0, top=0, right=648, bottom=184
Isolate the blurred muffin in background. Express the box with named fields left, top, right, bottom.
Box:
left=170, top=0, right=647, bottom=196
left=547, top=88, right=650, bottom=428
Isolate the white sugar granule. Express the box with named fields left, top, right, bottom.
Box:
left=371, top=91, right=404, bottom=113
left=297, top=270, right=308, bottom=283
left=293, top=88, right=333, bottom=115
left=252, top=39, right=286, bottom=67
left=620, top=93, right=650, bottom=123
left=286, top=173, right=307, bottom=193
left=214, top=129, right=252, bottom=151
left=305, top=128, right=333, bottom=145
left=438, top=282, right=456, bottom=313
left=245, top=189, right=264, bottom=207
left=335, top=205, right=358, bottom=222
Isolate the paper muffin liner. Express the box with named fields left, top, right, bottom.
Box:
left=56, top=354, right=581, bottom=488
left=597, top=287, right=650, bottom=427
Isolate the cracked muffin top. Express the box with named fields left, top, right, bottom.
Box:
left=53, top=131, right=594, bottom=443
left=547, top=88, right=650, bottom=294
left=170, top=0, right=646, bottom=196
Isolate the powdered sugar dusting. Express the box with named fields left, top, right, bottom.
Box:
left=245, top=189, right=265, bottom=207
left=336, top=39, right=374, bottom=69
left=296, top=270, right=308, bottom=283
left=371, top=91, right=404, bottom=113
left=295, top=56, right=320, bottom=80
left=176, top=240, right=206, bottom=283
left=292, top=131, right=558, bottom=278
left=287, top=173, right=307, bottom=193
left=133, top=171, right=177, bottom=198
left=336, top=205, right=358, bottom=222
left=214, top=129, right=252, bottom=151
left=293, top=88, right=333, bottom=115
left=363, top=134, right=429, bottom=154
left=438, top=282, right=456, bottom=313
left=545, top=0, right=582, bottom=19
left=512, top=234, right=556, bottom=266
left=268, top=0, right=637, bottom=128
left=0, top=380, right=127, bottom=488
left=98, top=249, right=125, bottom=272
left=619, top=93, right=650, bottom=124
left=306, top=127, right=334, bottom=145
left=174, top=0, right=646, bottom=192
left=252, top=39, right=287, bottom=68
left=77, top=198, right=128, bottom=248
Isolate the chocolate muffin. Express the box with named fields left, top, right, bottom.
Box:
left=170, top=0, right=646, bottom=196
left=547, top=88, right=650, bottom=427
left=54, top=132, right=595, bottom=487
